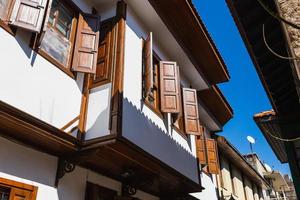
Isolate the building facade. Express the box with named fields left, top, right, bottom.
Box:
left=0, top=0, right=233, bottom=199
left=216, top=137, right=271, bottom=200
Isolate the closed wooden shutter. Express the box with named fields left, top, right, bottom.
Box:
left=93, top=18, right=115, bottom=85
left=85, top=182, right=117, bottom=200
left=196, top=126, right=207, bottom=164
left=9, top=188, right=31, bottom=200
left=182, top=88, right=201, bottom=135
left=9, top=0, right=49, bottom=32
left=206, top=139, right=220, bottom=174
left=72, top=13, right=101, bottom=74
left=160, top=61, right=181, bottom=113
left=143, top=32, right=153, bottom=99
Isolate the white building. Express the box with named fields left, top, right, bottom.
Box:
left=0, top=0, right=232, bottom=199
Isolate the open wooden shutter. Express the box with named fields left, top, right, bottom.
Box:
left=9, top=0, right=49, bottom=32
left=93, top=18, right=115, bottom=84
left=206, top=139, right=220, bottom=174
left=143, top=32, right=153, bottom=99
left=196, top=126, right=207, bottom=164
left=182, top=88, right=201, bottom=135
left=160, top=61, right=181, bottom=113
left=72, top=13, right=101, bottom=74
left=9, top=188, right=31, bottom=200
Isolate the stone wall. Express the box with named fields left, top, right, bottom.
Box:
left=277, top=0, right=300, bottom=58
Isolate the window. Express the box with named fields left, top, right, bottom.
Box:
left=39, top=0, right=77, bottom=69
left=0, top=0, right=12, bottom=20
left=0, top=177, right=37, bottom=200
left=0, top=0, right=15, bottom=34
left=0, top=186, right=9, bottom=200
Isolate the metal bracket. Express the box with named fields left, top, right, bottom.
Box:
left=55, top=158, right=76, bottom=187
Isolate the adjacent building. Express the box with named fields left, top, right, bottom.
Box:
left=226, top=0, right=300, bottom=199
left=216, top=137, right=271, bottom=200
left=0, top=0, right=234, bottom=199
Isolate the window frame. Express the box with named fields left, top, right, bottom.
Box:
left=35, top=0, right=80, bottom=79
left=0, top=177, right=38, bottom=200
left=143, top=49, right=164, bottom=119
left=0, top=0, right=16, bottom=35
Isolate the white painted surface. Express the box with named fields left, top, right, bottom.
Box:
left=0, top=137, right=159, bottom=200
left=0, top=28, right=82, bottom=130
left=191, top=173, right=218, bottom=200
left=125, top=0, right=209, bottom=90
left=85, top=83, right=111, bottom=140
left=122, top=11, right=199, bottom=183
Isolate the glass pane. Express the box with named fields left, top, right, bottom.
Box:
left=48, top=0, right=73, bottom=39
left=0, top=0, right=10, bottom=19
left=0, top=186, right=10, bottom=200
left=40, top=27, right=71, bottom=67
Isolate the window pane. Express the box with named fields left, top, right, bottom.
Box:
left=40, top=27, right=71, bottom=67
left=0, top=186, right=10, bottom=200
left=48, top=0, right=73, bottom=39
left=0, top=0, right=10, bottom=20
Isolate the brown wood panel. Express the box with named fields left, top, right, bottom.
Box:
left=72, top=13, right=100, bottom=74
left=143, top=32, right=153, bottom=99
left=85, top=182, right=117, bottom=200
left=9, top=0, right=49, bottom=32
left=195, top=127, right=206, bottom=164
left=182, top=88, right=201, bottom=135
left=159, top=61, right=181, bottom=113
left=0, top=177, right=37, bottom=200
left=91, top=17, right=116, bottom=87
left=206, top=139, right=220, bottom=174
left=110, top=1, right=126, bottom=136
left=9, top=188, right=31, bottom=200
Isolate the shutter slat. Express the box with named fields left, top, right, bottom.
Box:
left=143, top=32, right=153, bottom=99
left=9, top=0, right=49, bottom=32
left=72, top=13, right=100, bottom=74
left=182, top=88, right=201, bottom=135
left=206, top=139, right=220, bottom=174
left=196, top=126, right=207, bottom=164
left=93, top=18, right=114, bottom=84
left=9, top=187, right=31, bottom=200
left=160, top=61, right=181, bottom=113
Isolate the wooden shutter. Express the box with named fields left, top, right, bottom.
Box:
left=160, top=61, right=181, bottom=113
left=196, top=126, right=207, bottom=164
left=206, top=139, right=220, bottom=174
left=72, top=13, right=101, bottom=74
left=182, top=88, right=201, bottom=135
left=93, top=18, right=115, bottom=85
left=85, top=182, right=117, bottom=200
left=9, top=188, right=31, bottom=200
left=9, top=0, right=49, bottom=32
left=143, top=32, right=153, bottom=98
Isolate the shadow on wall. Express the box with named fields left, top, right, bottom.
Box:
left=122, top=98, right=199, bottom=183
left=0, top=137, right=57, bottom=187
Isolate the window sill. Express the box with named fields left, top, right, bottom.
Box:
left=172, top=124, right=188, bottom=140
left=37, top=48, right=76, bottom=79
left=0, top=20, right=16, bottom=36
left=143, top=100, right=164, bottom=119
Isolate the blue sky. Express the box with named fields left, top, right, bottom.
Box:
left=192, top=0, right=291, bottom=175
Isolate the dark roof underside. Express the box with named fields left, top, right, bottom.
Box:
left=226, top=0, right=300, bottom=115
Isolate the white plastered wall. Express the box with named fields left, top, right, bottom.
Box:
left=122, top=6, right=199, bottom=183
left=0, top=27, right=83, bottom=131
left=0, top=137, right=159, bottom=200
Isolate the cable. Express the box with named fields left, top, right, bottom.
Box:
left=264, top=128, right=300, bottom=142
left=262, top=24, right=300, bottom=60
